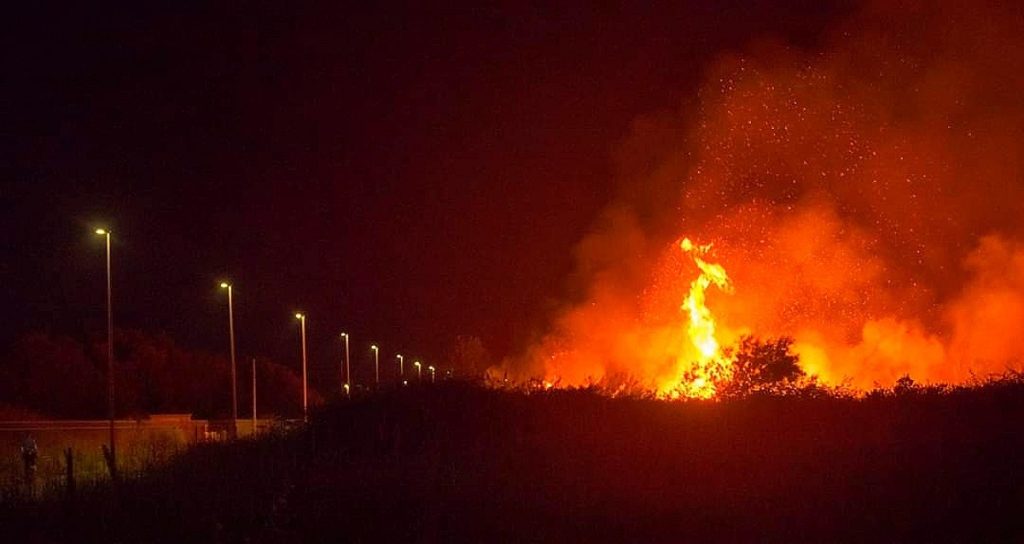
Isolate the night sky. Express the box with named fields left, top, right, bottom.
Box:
left=2, top=2, right=849, bottom=380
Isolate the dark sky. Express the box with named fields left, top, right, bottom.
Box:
left=2, top=1, right=849, bottom=382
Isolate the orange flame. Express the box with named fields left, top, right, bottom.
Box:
left=673, top=237, right=733, bottom=398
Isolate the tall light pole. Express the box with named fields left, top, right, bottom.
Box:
left=94, top=228, right=116, bottom=478
left=340, top=332, right=351, bottom=395
left=428, top=365, right=436, bottom=383
left=295, top=313, right=308, bottom=421
left=219, top=282, right=238, bottom=437
left=370, top=344, right=379, bottom=385
left=397, top=354, right=404, bottom=378
left=414, top=361, right=422, bottom=381
left=251, top=358, right=257, bottom=436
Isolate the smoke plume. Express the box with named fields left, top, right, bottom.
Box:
left=511, top=0, right=1024, bottom=390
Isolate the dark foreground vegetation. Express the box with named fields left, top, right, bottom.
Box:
left=3, top=380, right=1024, bottom=542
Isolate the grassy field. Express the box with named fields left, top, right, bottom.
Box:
left=0, top=420, right=193, bottom=498
left=2, top=381, right=1023, bottom=542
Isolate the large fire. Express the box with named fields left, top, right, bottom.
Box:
left=673, top=238, right=732, bottom=398
left=503, top=0, right=1024, bottom=397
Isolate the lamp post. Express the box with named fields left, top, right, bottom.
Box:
left=397, top=354, right=404, bottom=378
left=295, top=313, right=308, bottom=421
left=414, top=361, right=422, bottom=381
left=340, top=332, right=351, bottom=396
left=370, top=344, right=379, bottom=385
left=251, top=358, right=257, bottom=436
left=428, top=365, right=436, bottom=383
left=219, top=282, right=238, bottom=437
left=94, top=228, right=116, bottom=479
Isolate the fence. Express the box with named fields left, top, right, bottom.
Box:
left=0, top=415, right=208, bottom=495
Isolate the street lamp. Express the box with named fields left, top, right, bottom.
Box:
left=251, top=358, right=257, bottom=436
left=414, top=360, right=422, bottom=381
left=428, top=365, right=436, bottom=383
left=370, top=344, right=379, bottom=385
left=340, top=332, right=351, bottom=395
left=219, top=282, right=238, bottom=437
left=397, top=354, right=404, bottom=378
left=94, top=228, right=116, bottom=479
left=295, top=313, right=308, bottom=421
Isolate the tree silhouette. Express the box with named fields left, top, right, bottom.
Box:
left=0, top=330, right=309, bottom=419
left=0, top=333, right=104, bottom=418
left=447, top=335, right=491, bottom=377
left=717, top=335, right=804, bottom=398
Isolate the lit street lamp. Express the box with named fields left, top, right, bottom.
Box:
left=397, top=354, right=404, bottom=378
left=295, top=313, right=308, bottom=421
left=340, top=332, right=351, bottom=396
left=371, top=344, right=380, bottom=385
left=94, top=228, right=117, bottom=478
left=414, top=360, right=422, bottom=381
left=428, top=365, right=436, bottom=383
left=219, top=282, right=238, bottom=437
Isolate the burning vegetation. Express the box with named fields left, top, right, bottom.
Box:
left=507, top=1, right=1024, bottom=397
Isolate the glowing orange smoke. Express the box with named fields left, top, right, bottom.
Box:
left=504, top=1, right=1024, bottom=395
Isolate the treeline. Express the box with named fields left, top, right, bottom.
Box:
left=0, top=330, right=312, bottom=419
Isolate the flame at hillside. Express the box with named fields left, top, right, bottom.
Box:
left=504, top=1, right=1024, bottom=395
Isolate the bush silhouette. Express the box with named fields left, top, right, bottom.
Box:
left=717, top=335, right=804, bottom=398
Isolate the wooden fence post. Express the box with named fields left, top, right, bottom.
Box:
left=64, top=447, right=75, bottom=499
left=102, top=444, right=118, bottom=481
